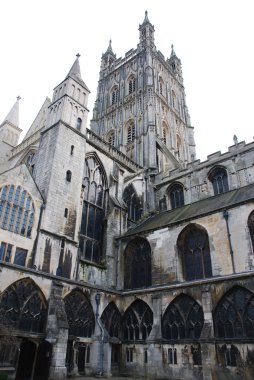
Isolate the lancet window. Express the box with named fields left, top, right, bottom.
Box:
left=79, top=154, right=107, bottom=264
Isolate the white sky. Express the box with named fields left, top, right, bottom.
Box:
left=1, top=0, right=254, bottom=161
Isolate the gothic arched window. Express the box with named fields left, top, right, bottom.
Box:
left=162, top=294, right=204, bottom=340
left=124, top=237, right=151, bottom=289
left=111, top=87, right=118, bottom=105
left=76, top=117, right=82, bottom=131
left=128, top=76, right=136, bottom=94
left=214, top=286, right=254, bottom=339
left=101, top=302, right=121, bottom=338
left=0, top=278, right=47, bottom=333
left=0, top=185, right=35, bottom=238
left=177, top=224, right=212, bottom=281
left=123, top=183, right=142, bottom=224
left=122, top=299, right=153, bottom=341
left=127, top=121, right=135, bottom=143
left=209, top=167, right=229, bottom=195
left=248, top=211, right=254, bottom=251
left=168, top=183, right=184, bottom=209
left=64, top=290, right=95, bottom=337
left=79, top=154, right=107, bottom=264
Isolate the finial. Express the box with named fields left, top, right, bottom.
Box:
left=76, top=53, right=81, bottom=59
left=233, top=135, right=238, bottom=145
left=17, top=96, right=21, bottom=101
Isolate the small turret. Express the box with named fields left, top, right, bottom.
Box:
left=168, top=44, right=183, bottom=81
left=100, top=40, right=116, bottom=70
left=138, top=11, right=155, bottom=49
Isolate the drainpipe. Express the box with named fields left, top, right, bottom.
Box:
left=95, top=292, right=104, bottom=377
left=223, top=209, right=235, bottom=274
left=31, top=203, right=45, bottom=268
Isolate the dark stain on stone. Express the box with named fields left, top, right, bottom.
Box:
left=42, top=238, right=52, bottom=273
left=64, top=209, right=77, bottom=239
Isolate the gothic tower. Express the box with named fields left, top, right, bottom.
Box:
left=90, top=12, right=196, bottom=173
left=33, top=54, right=90, bottom=277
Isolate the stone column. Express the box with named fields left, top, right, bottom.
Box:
left=47, top=281, right=69, bottom=380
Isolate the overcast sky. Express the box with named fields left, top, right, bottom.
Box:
left=1, top=0, right=253, bottom=161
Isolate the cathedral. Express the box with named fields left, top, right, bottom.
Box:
left=1, top=11, right=254, bottom=380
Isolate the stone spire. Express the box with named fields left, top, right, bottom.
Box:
left=2, top=96, right=21, bottom=127
left=142, top=10, right=150, bottom=25
left=106, top=39, right=114, bottom=55
left=66, top=54, right=90, bottom=91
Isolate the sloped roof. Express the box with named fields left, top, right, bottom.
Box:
left=122, top=183, right=254, bottom=237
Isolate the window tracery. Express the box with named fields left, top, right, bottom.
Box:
left=101, top=302, right=121, bottom=338
left=177, top=224, right=212, bottom=281
left=79, top=154, right=107, bottom=264
left=122, top=299, right=153, bottom=341
left=168, top=183, right=184, bottom=209
left=162, top=294, right=204, bottom=340
left=0, top=278, right=47, bottom=333
left=209, top=167, right=229, bottom=195
left=64, top=290, right=95, bottom=337
left=214, top=286, right=254, bottom=339
left=123, top=183, right=142, bottom=224
left=124, top=237, right=151, bottom=289
left=0, top=185, right=35, bottom=238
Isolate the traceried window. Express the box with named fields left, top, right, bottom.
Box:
left=122, top=299, right=153, bottom=341
left=0, top=185, right=35, bottom=238
left=127, top=121, right=135, bottom=143
left=168, top=183, right=184, bottom=209
left=0, top=278, right=47, bottom=333
left=128, top=76, right=136, bottom=94
left=214, top=286, right=254, bottom=339
left=123, top=183, right=142, bottom=225
left=177, top=224, right=212, bottom=281
left=101, top=302, right=121, bottom=338
left=79, top=154, right=107, bottom=264
left=209, top=167, right=229, bottom=195
left=108, top=131, right=115, bottom=147
left=124, top=237, right=151, bottom=289
left=111, top=87, right=119, bottom=105
left=248, top=211, right=254, bottom=251
left=162, top=294, right=204, bottom=340
left=64, top=290, right=95, bottom=337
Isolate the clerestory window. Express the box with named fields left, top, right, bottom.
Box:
left=209, top=167, right=229, bottom=195
left=123, top=183, right=142, bottom=224
left=168, top=183, right=184, bottom=209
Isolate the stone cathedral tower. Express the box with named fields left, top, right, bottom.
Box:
left=91, top=11, right=196, bottom=172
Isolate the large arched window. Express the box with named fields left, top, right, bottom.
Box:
left=214, top=286, right=254, bottom=339
left=162, top=294, right=204, bottom=340
left=64, top=290, right=95, bottom=337
left=209, top=167, right=229, bottom=195
left=248, top=211, right=254, bottom=251
left=168, top=182, right=184, bottom=209
left=123, top=183, right=142, bottom=225
left=101, top=302, right=121, bottom=338
left=0, top=278, right=47, bottom=333
left=177, top=224, right=212, bottom=281
left=124, top=237, right=151, bottom=289
left=0, top=185, right=35, bottom=238
left=122, top=299, right=153, bottom=341
left=79, top=154, right=107, bottom=264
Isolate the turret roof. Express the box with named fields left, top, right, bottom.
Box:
left=66, top=54, right=90, bottom=92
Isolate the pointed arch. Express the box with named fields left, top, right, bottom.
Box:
left=167, top=182, right=184, bottom=209
left=162, top=294, right=204, bottom=340
left=208, top=166, right=229, bottom=195
left=247, top=210, right=254, bottom=251
left=123, top=183, right=142, bottom=224
left=128, top=75, right=136, bottom=94
left=122, top=299, right=153, bottom=341
left=101, top=302, right=121, bottom=338
left=213, top=286, right=254, bottom=339
left=64, top=289, right=95, bottom=337
left=79, top=153, right=108, bottom=264
left=0, top=278, right=47, bottom=333
left=124, top=237, right=151, bottom=289
left=177, top=223, right=212, bottom=281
